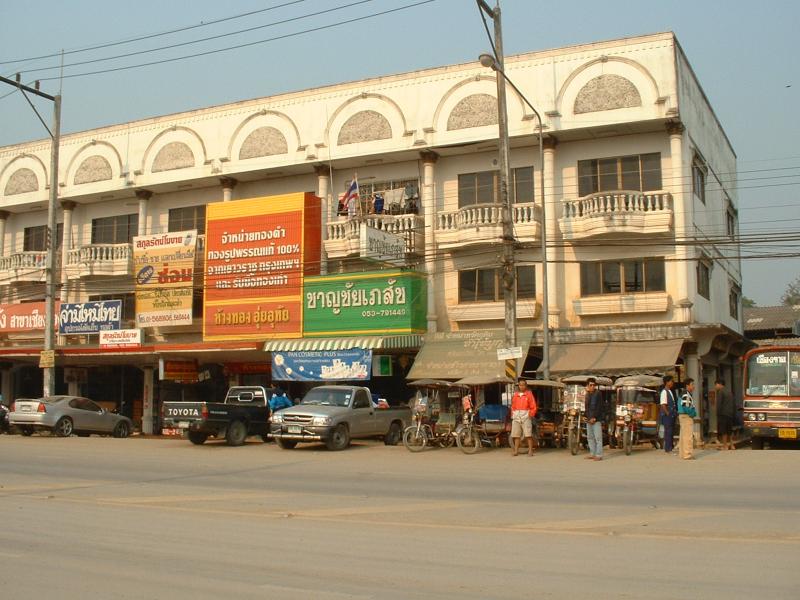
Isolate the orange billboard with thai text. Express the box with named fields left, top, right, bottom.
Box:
left=203, top=192, right=320, bottom=341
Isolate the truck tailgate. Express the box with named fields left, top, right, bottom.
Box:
left=162, top=402, right=206, bottom=428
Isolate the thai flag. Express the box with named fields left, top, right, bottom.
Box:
left=343, top=177, right=359, bottom=216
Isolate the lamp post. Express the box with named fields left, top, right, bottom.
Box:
left=478, top=53, right=551, bottom=380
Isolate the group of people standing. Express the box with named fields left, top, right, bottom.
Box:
left=507, top=375, right=737, bottom=460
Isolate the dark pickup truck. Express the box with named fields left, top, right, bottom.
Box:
left=161, top=386, right=277, bottom=446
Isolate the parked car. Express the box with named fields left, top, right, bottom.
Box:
left=9, top=396, right=133, bottom=438
left=161, top=386, right=277, bottom=446
left=270, top=385, right=410, bottom=450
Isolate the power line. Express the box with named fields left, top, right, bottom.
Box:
left=36, top=1, right=437, bottom=82
left=19, top=0, right=377, bottom=76
left=0, top=0, right=309, bottom=67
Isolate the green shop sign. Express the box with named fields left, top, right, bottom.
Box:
left=303, top=270, right=426, bottom=336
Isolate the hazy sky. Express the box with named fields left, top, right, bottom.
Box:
left=1, top=0, right=797, bottom=306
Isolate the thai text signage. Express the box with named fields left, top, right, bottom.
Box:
left=0, top=302, right=57, bottom=333
left=99, top=329, right=142, bottom=348
left=359, top=226, right=405, bottom=266
left=203, top=192, right=321, bottom=341
left=159, top=358, right=198, bottom=383
left=272, top=349, right=372, bottom=381
left=133, top=230, right=197, bottom=328
left=59, top=301, right=122, bottom=334
left=303, top=270, right=426, bottom=336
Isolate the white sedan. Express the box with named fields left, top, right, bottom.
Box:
left=10, top=395, right=133, bottom=438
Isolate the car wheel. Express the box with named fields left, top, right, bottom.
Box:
left=188, top=431, right=208, bottom=445
left=275, top=438, right=297, bottom=449
left=225, top=420, right=247, bottom=446
left=384, top=421, right=402, bottom=446
left=113, top=421, right=130, bottom=438
left=326, top=424, right=350, bottom=451
left=20, top=426, right=34, bottom=436
left=54, top=417, right=73, bottom=437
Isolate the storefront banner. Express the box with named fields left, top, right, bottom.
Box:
left=133, top=230, right=197, bottom=328
left=0, top=301, right=58, bottom=333
left=303, top=270, right=426, bottom=336
left=359, top=226, right=405, bottom=266
left=159, top=358, right=198, bottom=383
left=272, top=349, right=372, bottom=381
left=224, top=362, right=271, bottom=375
left=99, top=329, right=142, bottom=348
left=203, top=192, right=321, bottom=341
left=59, top=300, right=122, bottom=334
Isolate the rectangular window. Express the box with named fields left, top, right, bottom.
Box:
left=23, top=224, right=63, bottom=251
left=693, top=162, right=706, bottom=204
left=458, top=266, right=536, bottom=303
left=726, top=209, right=736, bottom=238
left=729, top=284, right=740, bottom=319
left=91, top=214, right=138, bottom=244
left=88, top=293, right=135, bottom=322
left=458, top=168, right=535, bottom=208
left=580, top=258, right=666, bottom=296
left=697, top=261, right=711, bottom=299
left=168, top=205, right=206, bottom=235
left=577, top=153, right=662, bottom=197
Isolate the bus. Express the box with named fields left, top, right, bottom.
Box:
left=743, top=346, right=800, bottom=449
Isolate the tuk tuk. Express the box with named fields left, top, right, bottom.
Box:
left=453, top=375, right=514, bottom=454
left=526, top=379, right=566, bottom=448
left=402, top=379, right=462, bottom=451
left=559, top=375, right=613, bottom=455
left=612, top=375, right=663, bottom=454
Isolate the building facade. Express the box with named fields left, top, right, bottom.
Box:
left=0, top=32, right=746, bottom=435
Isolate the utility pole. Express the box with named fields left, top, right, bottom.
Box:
left=0, top=75, right=61, bottom=396
left=477, top=0, right=517, bottom=363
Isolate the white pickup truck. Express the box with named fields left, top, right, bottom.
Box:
left=270, top=385, right=410, bottom=451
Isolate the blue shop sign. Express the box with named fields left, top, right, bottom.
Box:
left=59, top=301, right=122, bottom=334
left=271, top=349, right=372, bottom=382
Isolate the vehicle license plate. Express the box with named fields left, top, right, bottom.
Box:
left=778, top=428, right=797, bottom=439
left=287, top=425, right=301, bottom=434
left=20, top=405, right=31, bottom=412
left=177, top=421, right=190, bottom=429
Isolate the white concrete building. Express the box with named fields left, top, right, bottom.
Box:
left=0, top=32, right=746, bottom=435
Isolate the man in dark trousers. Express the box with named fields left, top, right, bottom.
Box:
left=659, top=375, right=677, bottom=453
left=715, top=378, right=736, bottom=450
left=584, top=378, right=604, bottom=461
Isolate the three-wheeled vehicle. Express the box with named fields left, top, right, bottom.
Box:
left=527, top=379, right=566, bottom=448
left=402, top=379, right=461, bottom=451
left=453, top=375, right=513, bottom=454
left=559, top=375, right=613, bottom=455
left=612, top=375, right=663, bottom=454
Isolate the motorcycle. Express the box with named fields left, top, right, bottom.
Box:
left=0, top=402, right=10, bottom=434
left=402, top=392, right=457, bottom=452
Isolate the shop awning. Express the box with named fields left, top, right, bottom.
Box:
left=407, top=329, right=534, bottom=380
left=544, top=339, right=684, bottom=377
left=263, top=334, right=423, bottom=352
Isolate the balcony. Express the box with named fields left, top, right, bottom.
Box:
left=436, top=202, right=541, bottom=250
left=65, top=243, right=133, bottom=279
left=324, top=214, right=424, bottom=260
left=0, top=251, right=50, bottom=286
left=559, top=191, right=673, bottom=241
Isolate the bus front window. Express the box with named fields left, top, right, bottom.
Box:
left=746, top=351, right=789, bottom=396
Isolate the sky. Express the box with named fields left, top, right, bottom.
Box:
left=0, top=0, right=798, bottom=306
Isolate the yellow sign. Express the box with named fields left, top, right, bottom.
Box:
left=39, top=350, right=55, bottom=368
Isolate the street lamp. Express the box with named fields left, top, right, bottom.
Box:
left=479, top=53, right=551, bottom=380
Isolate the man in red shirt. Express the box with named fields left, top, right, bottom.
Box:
left=510, top=378, right=537, bottom=456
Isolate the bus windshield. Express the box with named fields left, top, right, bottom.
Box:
left=745, top=350, right=800, bottom=397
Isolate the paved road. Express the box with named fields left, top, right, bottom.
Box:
left=1, top=435, right=797, bottom=599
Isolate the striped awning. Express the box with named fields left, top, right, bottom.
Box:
left=263, top=334, right=423, bottom=352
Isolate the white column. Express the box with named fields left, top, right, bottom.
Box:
left=0, top=211, right=8, bottom=257
left=315, top=166, right=330, bottom=275
left=142, top=366, right=154, bottom=435
left=421, top=151, right=438, bottom=333
left=685, top=351, right=702, bottom=446
left=220, top=177, right=237, bottom=203
left=668, top=122, right=691, bottom=321
left=135, top=189, right=152, bottom=236
left=543, top=138, right=559, bottom=328
left=59, top=201, right=75, bottom=302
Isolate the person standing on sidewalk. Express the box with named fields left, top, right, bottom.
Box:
left=678, top=378, right=697, bottom=460
left=584, top=378, right=604, bottom=461
left=715, top=379, right=736, bottom=450
left=510, top=378, right=537, bottom=457
left=660, top=375, right=678, bottom=454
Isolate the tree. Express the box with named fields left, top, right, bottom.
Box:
left=781, top=276, right=800, bottom=306
left=741, top=296, right=756, bottom=309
